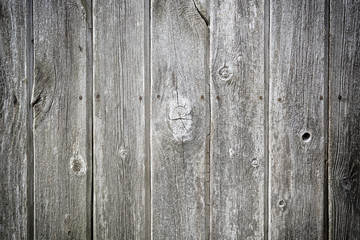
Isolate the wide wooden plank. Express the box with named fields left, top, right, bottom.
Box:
left=269, top=0, right=326, bottom=238
left=329, top=0, right=360, bottom=239
left=151, top=0, right=209, bottom=238
left=33, top=0, right=91, bottom=238
left=92, top=0, right=147, bottom=238
left=0, top=1, right=31, bottom=238
left=209, top=0, right=266, bottom=238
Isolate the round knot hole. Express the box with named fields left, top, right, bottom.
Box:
left=218, top=66, right=233, bottom=81
left=251, top=158, right=259, bottom=168
left=302, top=132, right=311, bottom=142
left=278, top=200, right=286, bottom=208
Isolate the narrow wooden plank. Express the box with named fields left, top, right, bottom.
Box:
left=33, top=0, right=91, bottom=238
left=93, top=0, right=146, bottom=238
left=0, top=1, right=31, bottom=238
left=151, top=0, right=209, bottom=238
left=329, top=0, right=360, bottom=239
left=210, top=0, right=265, bottom=238
left=269, top=1, right=326, bottom=238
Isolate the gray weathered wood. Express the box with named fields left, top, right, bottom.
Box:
left=329, top=0, right=360, bottom=239
left=151, top=0, right=209, bottom=238
left=33, top=0, right=91, bottom=238
left=269, top=0, right=326, bottom=238
left=0, top=1, right=31, bottom=239
left=209, top=0, right=266, bottom=238
left=92, top=0, right=147, bottom=238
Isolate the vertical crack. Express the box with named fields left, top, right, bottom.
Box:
left=85, top=0, right=94, bottom=238
left=264, top=0, right=270, bottom=239
left=26, top=0, right=34, bottom=238
left=192, top=0, right=209, bottom=26
left=324, top=0, right=330, bottom=238
left=144, top=0, right=152, bottom=239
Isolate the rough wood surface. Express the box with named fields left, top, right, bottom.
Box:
left=33, top=0, right=91, bottom=238
left=329, top=0, right=360, bottom=239
left=0, top=1, right=30, bottom=239
left=209, top=0, right=265, bottom=238
left=269, top=0, right=326, bottom=238
left=151, top=0, right=209, bottom=238
left=92, top=0, right=146, bottom=238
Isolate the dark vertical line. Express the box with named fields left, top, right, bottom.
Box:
left=264, top=0, right=270, bottom=239
left=84, top=0, right=93, bottom=239
left=324, top=0, right=330, bottom=239
left=144, top=0, right=151, bottom=239
left=205, top=4, right=211, bottom=238
left=26, top=0, right=34, bottom=239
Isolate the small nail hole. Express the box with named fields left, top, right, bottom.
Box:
left=139, top=96, right=142, bottom=101
left=279, top=200, right=286, bottom=208
left=302, top=132, right=311, bottom=142
left=157, top=94, right=160, bottom=98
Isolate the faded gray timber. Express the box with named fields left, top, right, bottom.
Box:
left=151, top=0, right=210, bottom=238
left=93, top=0, right=147, bottom=239
left=269, top=0, right=326, bottom=238
left=33, top=0, right=91, bottom=238
left=209, top=0, right=266, bottom=239
left=329, top=0, right=360, bottom=239
left=0, top=1, right=30, bottom=239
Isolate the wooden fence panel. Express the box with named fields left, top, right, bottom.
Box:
left=92, top=0, right=147, bottom=239
left=2, top=1, right=360, bottom=239
left=33, top=0, right=91, bottom=238
left=209, top=0, right=266, bottom=238
left=151, top=0, right=210, bottom=238
left=269, top=0, right=326, bottom=238
left=0, top=1, right=31, bottom=239
left=329, top=0, right=360, bottom=239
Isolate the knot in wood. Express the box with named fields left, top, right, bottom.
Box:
left=169, top=104, right=194, bottom=142
left=340, top=177, right=353, bottom=191
left=218, top=66, right=233, bottom=81
left=70, top=154, right=86, bottom=177
left=251, top=158, right=259, bottom=168
left=119, top=147, right=128, bottom=160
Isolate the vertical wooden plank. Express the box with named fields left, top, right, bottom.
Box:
left=0, top=1, right=31, bottom=238
left=210, top=0, right=265, bottom=238
left=329, top=0, right=360, bottom=239
left=151, top=0, right=209, bottom=238
left=33, top=0, right=91, bottom=238
left=269, top=1, right=326, bottom=238
left=93, top=0, right=146, bottom=238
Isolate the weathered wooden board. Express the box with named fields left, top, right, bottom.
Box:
left=0, top=0, right=31, bottom=239
left=209, top=0, right=266, bottom=238
left=33, top=0, right=91, bottom=238
left=269, top=0, right=326, bottom=238
left=151, top=0, right=209, bottom=238
left=329, top=0, right=360, bottom=239
left=93, top=0, right=147, bottom=238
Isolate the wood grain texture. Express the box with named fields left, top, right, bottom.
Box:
left=151, top=0, right=209, bottom=238
left=92, top=0, right=146, bottom=238
left=269, top=0, right=326, bottom=238
left=329, top=0, right=360, bottom=239
left=0, top=1, right=30, bottom=239
left=33, top=0, right=91, bottom=238
left=209, top=0, right=265, bottom=238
